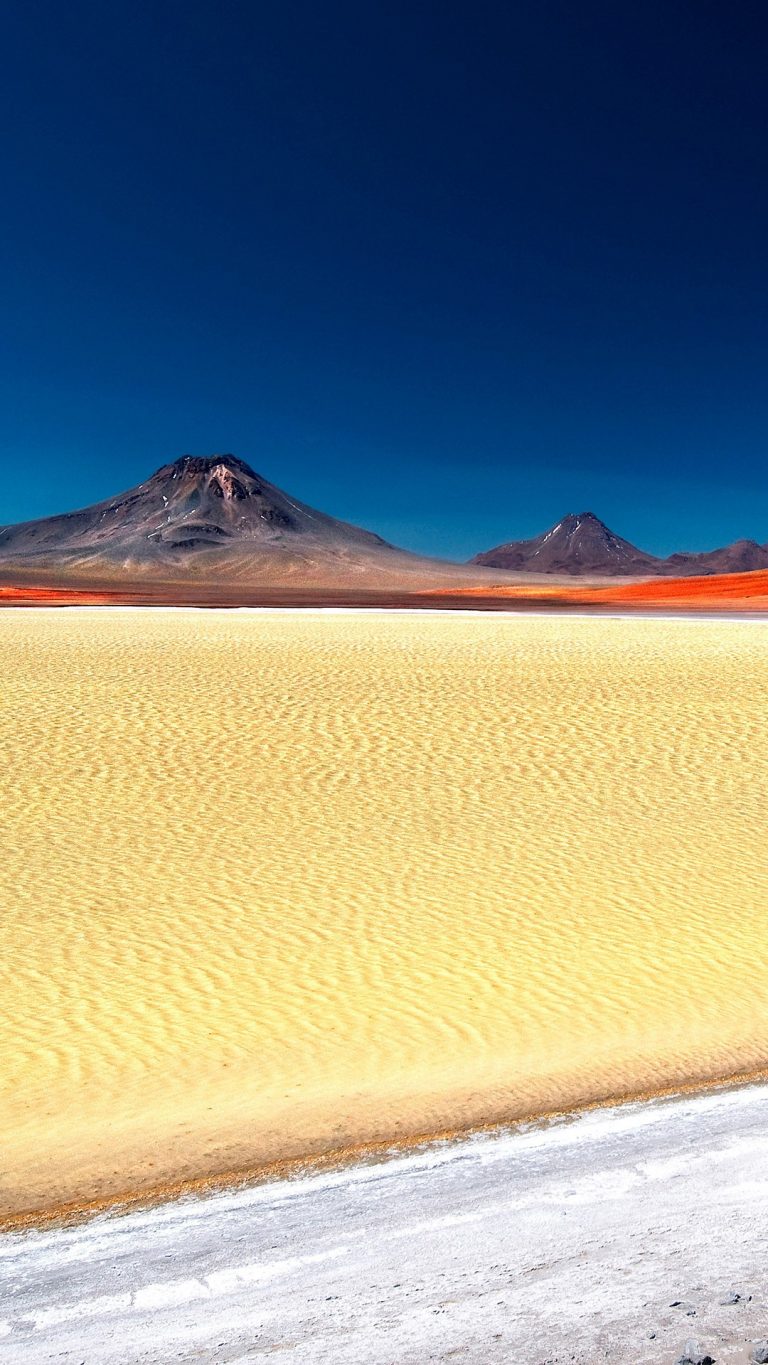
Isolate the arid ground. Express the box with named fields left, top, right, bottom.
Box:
left=1, top=608, right=767, bottom=1223
left=4, top=1085, right=768, bottom=1365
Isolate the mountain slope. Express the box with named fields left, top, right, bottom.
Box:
left=472, top=513, right=768, bottom=577
left=0, top=455, right=388, bottom=560
left=0, top=454, right=498, bottom=592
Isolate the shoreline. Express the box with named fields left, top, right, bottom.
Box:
left=2, top=601, right=768, bottom=628
left=6, top=1060, right=768, bottom=1236
left=4, top=1077, right=768, bottom=1364
left=3, top=598, right=768, bottom=620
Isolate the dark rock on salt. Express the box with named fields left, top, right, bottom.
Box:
left=676, top=1341, right=714, bottom=1365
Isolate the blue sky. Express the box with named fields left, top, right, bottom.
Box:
left=1, top=0, right=767, bottom=560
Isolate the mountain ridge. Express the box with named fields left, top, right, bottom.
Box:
left=471, top=512, right=768, bottom=577
left=1, top=459, right=766, bottom=588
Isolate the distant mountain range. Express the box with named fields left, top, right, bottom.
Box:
left=471, top=512, right=768, bottom=577
left=1, top=460, right=765, bottom=594
left=0, top=454, right=496, bottom=592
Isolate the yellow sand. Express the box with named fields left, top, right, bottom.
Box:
left=2, top=609, right=767, bottom=1219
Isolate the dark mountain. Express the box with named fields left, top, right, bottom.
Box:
left=0, top=454, right=498, bottom=592
left=0, top=455, right=387, bottom=561
left=470, top=513, right=663, bottom=576
left=663, top=539, right=768, bottom=575
left=471, top=513, right=768, bottom=577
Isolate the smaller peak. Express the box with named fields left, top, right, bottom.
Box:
left=554, top=511, right=605, bottom=529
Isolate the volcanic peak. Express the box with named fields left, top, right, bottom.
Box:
left=472, top=510, right=768, bottom=577
left=155, top=452, right=257, bottom=478
left=470, top=511, right=664, bottom=576
left=149, top=454, right=266, bottom=499
left=555, top=511, right=603, bottom=527
left=0, top=450, right=452, bottom=587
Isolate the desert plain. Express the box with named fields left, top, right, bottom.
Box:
left=1, top=607, right=768, bottom=1225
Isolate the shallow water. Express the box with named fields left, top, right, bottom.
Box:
left=1, top=609, right=767, bottom=1216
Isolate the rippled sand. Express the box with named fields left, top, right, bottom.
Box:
left=2, top=609, right=767, bottom=1219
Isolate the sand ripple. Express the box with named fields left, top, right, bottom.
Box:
left=1, top=610, right=767, bottom=1216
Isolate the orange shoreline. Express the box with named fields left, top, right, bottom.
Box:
left=2, top=565, right=768, bottom=610
left=425, top=565, right=768, bottom=608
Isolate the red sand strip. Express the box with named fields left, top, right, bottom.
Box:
left=2, top=568, right=767, bottom=610
left=0, top=585, right=155, bottom=606
left=423, top=569, right=768, bottom=610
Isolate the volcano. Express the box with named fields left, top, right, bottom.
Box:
left=0, top=455, right=389, bottom=565
left=471, top=513, right=662, bottom=576
left=0, top=454, right=499, bottom=596
left=472, top=513, right=768, bottom=577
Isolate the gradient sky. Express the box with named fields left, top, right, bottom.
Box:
left=2, top=0, right=767, bottom=560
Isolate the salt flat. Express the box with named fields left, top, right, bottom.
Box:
left=1, top=608, right=767, bottom=1218
left=2, top=1084, right=768, bottom=1364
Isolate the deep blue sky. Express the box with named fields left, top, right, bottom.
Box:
left=1, top=0, right=767, bottom=559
